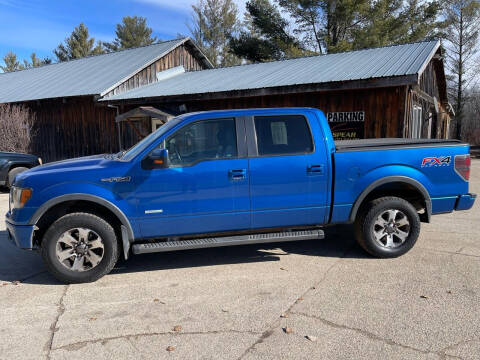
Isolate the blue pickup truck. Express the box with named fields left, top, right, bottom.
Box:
left=6, top=108, right=476, bottom=283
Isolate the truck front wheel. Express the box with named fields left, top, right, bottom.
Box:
left=354, top=196, right=420, bottom=258
left=41, top=213, right=120, bottom=283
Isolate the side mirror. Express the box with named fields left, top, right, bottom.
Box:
left=143, top=148, right=168, bottom=169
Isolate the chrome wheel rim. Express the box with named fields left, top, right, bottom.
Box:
left=55, top=228, right=104, bottom=272
left=372, top=209, right=410, bottom=249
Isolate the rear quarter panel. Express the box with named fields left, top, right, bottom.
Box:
left=331, top=144, right=470, bottom=223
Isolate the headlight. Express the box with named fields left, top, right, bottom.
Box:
left=38, top=157, right=43, bottom=165
left=9, top=186, right=33, bottom=210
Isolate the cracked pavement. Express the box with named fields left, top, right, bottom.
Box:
left=1, top=161, right=479, bottom=359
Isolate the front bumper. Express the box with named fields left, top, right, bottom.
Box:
left=5, top=220, right=35, bottom=249
left=455, top=193, right=477, bottom=211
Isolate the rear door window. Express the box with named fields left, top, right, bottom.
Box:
left=254, top=115, right=314, bottom=156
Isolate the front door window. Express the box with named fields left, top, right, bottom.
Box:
left=165, top=118, right=237, bottom=166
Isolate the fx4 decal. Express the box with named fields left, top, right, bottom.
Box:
left=421, top=156, right=452, bottom=167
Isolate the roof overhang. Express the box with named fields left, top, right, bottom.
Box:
left=416, top=40, right=441, bottom=79
left=115, top=106, right=174, bottom=123
left=427, top=43, right=449, bottom=105
left=103, top=74, right=419, bottom=105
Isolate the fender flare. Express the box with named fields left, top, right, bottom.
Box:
left=349, top=176, right=432, bottom=223
left=29, top=193, right=135, bottom=244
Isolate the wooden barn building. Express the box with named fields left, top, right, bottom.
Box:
left=0, top=38, right=213, bottom=161
left=0, top=39, right=452, bottom=162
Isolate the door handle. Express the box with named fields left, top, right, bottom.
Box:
left=229, top=169, right=247, bottom=180
left=307, top=164, right=324, bottom=175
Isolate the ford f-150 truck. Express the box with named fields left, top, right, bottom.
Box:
left=6, top=108, right=476, bottom=283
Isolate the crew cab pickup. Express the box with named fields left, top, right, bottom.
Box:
left=6, top=108, right=476, bottom=283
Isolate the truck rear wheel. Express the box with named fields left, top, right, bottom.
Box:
left=41, top=213, right=119, bottom=283
left=354, top=196, right=420, bottom=258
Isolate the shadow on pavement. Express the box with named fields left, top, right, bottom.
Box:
left=0, top=225, right=367, bottom=285
left=111, top=225, right=367, bottom=277
left=0, top=230, right=52, bottom=284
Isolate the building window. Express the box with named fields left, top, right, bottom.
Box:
left=410, top=105, right=423, bottom=139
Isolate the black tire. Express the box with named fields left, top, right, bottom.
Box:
left=41, top=213, right=120, bottom=283
left=7, top=167, right=29, bottom=188
left=354, top=196, right=420, bottom=258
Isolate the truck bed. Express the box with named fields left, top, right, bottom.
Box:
left=335, top=138, right=464, bottom=152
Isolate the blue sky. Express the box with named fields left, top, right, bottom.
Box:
left=0, top=0, right=246, bottom=66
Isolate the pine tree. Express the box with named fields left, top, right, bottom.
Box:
left=278, top=0, right=370, bottom=54
left=1, top=51, right=21, bottom=72
left=54, top=23, right=105, bottom=62
left=277, top=0, right=444, bottom=54
left=401, top=0, right=445, bottom=42
left=22, top=53, right=52, bottom=69
left=189, top=0, right=241, bottom=67
left=350, top=0, right=406, bottom=49
left=105, top=16, right=157, bottom=52
left=443, top=0, right=480, bottom=139
left=1, top=52, right=52, bottom=72
left=229, top=0, right=306, bottom=62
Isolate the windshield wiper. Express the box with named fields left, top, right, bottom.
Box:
left=115, top=150, right=127, bottom=159
left=104, top=150, right=126, bottom=160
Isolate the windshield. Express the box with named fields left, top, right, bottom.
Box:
left=121, top=115, right=186, bottom=161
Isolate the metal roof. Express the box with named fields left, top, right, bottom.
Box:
left=0, top=37, right=212, bottom=103
left=102, top=40, right=441, bottom=102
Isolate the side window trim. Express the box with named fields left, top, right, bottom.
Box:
left=244, top=116, right=259, bottom=157
left=235, top=116, right=248, bottom=158
left=246, top=114, right=315, bottom=157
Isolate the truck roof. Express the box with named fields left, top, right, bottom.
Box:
left=185, top=107, right=321, bottom=118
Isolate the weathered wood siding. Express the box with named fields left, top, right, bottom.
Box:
left=406, top=58, right=449, bottom=139
left=419, top=61, right=441, bottom=100
left=26, top=97, right=117, bottom=162
left=143, top=86, right=406, bottom=139
left=118, top=117, right=151, bottom=150
left=104, top=44, right=205, bottom=98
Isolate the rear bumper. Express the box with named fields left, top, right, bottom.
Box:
left=455, top=193, right=477, bottom=211
left=5, top=220, right=35, bottom=249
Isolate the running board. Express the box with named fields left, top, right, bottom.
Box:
left=132, top=229, right=324, bottom=255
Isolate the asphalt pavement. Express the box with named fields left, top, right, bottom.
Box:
left=0, top=161, right=479, bottom=359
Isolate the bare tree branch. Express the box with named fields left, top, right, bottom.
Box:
left=0, top=104, right=36, bottom=153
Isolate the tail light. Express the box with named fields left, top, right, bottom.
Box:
left=454, top=154, right=471, bottom=181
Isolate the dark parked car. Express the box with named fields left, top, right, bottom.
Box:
left=0, top=152, right=42, bottom=188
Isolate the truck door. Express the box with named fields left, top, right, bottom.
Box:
left=247, top=113, right=329, bottom=229
left=134, top=116, right=250, bottom=238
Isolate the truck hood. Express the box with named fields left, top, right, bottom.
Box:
left=13, top=154, right=130, bottom=189
left=26, top=154, right=107, bottom=173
